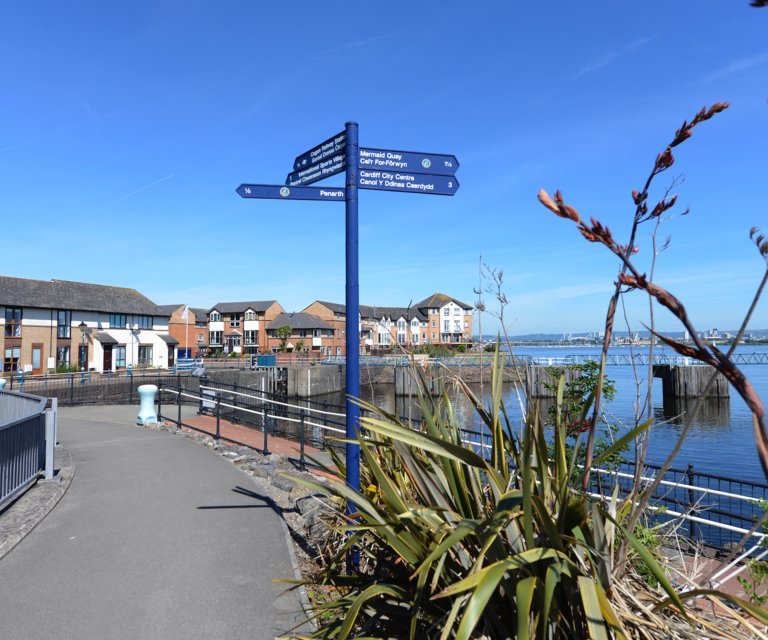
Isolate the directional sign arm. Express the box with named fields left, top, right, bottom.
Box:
left=356, top=170, right=459, bottom=196
left=236, top=184, right=345, bottom=201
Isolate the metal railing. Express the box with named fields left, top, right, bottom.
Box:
left=0, top=370, right=196, bottom=407
left=154, top=378, right=768, bottom=560
left=0, top=390, right=49, bottom=510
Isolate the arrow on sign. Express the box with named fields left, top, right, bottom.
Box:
left=236, top=184, right=345, bottom=201
left=293, top=131, right=346, bottom=171
left=357, top=170, right=459, bottom=196
left=286, top=152, right=345, bottom=186
left=359, top=148, right=459, bottom=176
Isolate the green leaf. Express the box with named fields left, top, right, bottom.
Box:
left=578, top=576, right=610, bottom=640
left=337, top=583, right=407, bottom=640
left=592, top=417, right=653, bottom=467
left=516, top=576, right=537, bottom=640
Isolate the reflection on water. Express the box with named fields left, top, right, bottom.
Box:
left=659, top=396, right=731, bottom=428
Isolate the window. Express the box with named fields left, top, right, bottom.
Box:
left=4, top=307, right=22, bottom=337
left=230, top=313, right=242, bottom=327
left=431, top=333, right=436, bottom=340
left=464, top=321, right=469, bottom=328
left=444, top=320, right=450, bottom=331
left=3, top=346, right=20, bottom=372
left=431, top=320, right=436, bottom=328
left=209, top=331, right=222, bottom=346
left=57, top=310, right=71, bottom=338
left=138, top=346, right=153, bottom=366
left=135, top=315, right=152, bottom=329
left=245, top=330, right=258, bottom=345
left=114, top=346, right=126, bottom=369
left=110, top=314, right=127, bottom=329
left=56, top=346, right=70, bottom=368
left=397, top=333, right=406, bottom=345
left=422, top=333, right=426, bottom=340
left=443, top=308, right=450, bottom=316
left=397, top=319, right=406, bottom=330
left=209, top=311, right=221, bottom=322
left=336, top=346, right=342, bottom=355
left=454, top=307, right=460, bottom=315
left=244, top=311, right=257, bottom=321
left=195, top=321, right=206, bottom=328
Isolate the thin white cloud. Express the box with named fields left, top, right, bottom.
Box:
left=98, top=174, right=174, bottom=209
left=702, top=52, right=768, bottom=84
left=573, top=36, right=656, bottom=80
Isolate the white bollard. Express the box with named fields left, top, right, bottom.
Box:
left=0, top=378, right=6, bottom=391
left=137, top=384, right=158, bottom=425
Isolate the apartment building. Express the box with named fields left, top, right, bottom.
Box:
left=1, top=276, right=174, bottom=373
left=207, top=300, right=284, bottom=355
left=305, top=293, right=474, bottom=354
left=156, top=304, right=209, bottom=359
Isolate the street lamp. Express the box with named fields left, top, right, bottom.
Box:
left=79, top=321, right=87, bottom=383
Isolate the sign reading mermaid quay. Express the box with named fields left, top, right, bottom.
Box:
left=234, top=123, right=460, bottom=502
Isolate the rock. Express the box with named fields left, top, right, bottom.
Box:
left=250, top=464, right=274, bottom=479
left=271, top=475, right=294, bottom=493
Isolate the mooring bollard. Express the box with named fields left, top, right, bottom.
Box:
left=136, top=384, right=158, bottom=425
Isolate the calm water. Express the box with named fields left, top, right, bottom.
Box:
left=333, top=345, right=768, bottom=485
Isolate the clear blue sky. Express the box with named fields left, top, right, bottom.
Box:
left=2, top=1, right=767, bottom=335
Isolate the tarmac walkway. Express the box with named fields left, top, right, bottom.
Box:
left=0, top=405, right=308, bottom=640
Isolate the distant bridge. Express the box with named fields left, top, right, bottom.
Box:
left=527, top=352, right=768, bottom=366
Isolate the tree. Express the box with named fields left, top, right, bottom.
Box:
left=274, top=325, right=292, bottom=352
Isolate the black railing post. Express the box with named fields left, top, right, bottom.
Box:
left=686, top=464, right=697, bottom=541
left=263, top=409, right=270, bottom=455
left=157, top=382, right=163, bottom=422
left=215, top=392, right=221, bottom=441
left=232, top=393, right=238, bottom=426
left=322, top=400, right=328, bottom=450
left=69, top=373, right=74, bottom=404
left=299, top=409, right=306, bottom=472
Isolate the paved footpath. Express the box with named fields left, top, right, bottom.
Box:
left=0, top=405, right=307, bottom=640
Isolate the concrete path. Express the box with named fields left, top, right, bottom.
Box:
left=0, top=405, right=306, bottom=640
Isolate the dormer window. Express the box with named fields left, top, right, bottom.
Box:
left=244, top=310, right=257, bottom=321
left=209, top=311, right=221, bottom=322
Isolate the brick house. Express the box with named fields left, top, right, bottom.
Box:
left=305, top=293, right=474, bottom=354
left=156, top=304, right=209, bottom=359
left=265, top=312, right=336, bottom=354
left=1, top=276, right=175, bottom=374
left=207, top=301, right=284, bottom=355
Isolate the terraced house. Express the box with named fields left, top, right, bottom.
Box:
left=206, top=300, right=284, bottom=355
left=305, top=293, right=474, bottom=354
left=0, top=276, right=175, bottom=373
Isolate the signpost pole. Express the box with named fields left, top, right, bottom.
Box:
left=344, top=121, right=360, bottom=502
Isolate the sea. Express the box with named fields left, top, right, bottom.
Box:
left=339, top=345, right=768, bottom=486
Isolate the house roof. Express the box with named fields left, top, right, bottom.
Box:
left=159, top=334, right=179, bottom=345
left=155, top=304, right=181, bottom=316
left=209, top=301, right=280, bottom=314
left=0, top=276, right=161, bottom=315
left=267, top=312, right=332, bottom=330
left=312, top=300, right=347, bottom=314
left=155, top=304, right=210, bottom=321
left=413, top=293, right=472, bottom=311
left=93, top=332, right=118, bottom=345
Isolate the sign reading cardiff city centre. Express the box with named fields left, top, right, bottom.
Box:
left=357, top=169, right=459, bottom=196
left=358, top=148, right=459, bottom=176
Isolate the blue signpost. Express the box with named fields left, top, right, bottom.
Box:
left=357, top=169, right=459, bottom=196
left=236, top=125, right=459, bottom=552
left=236, top=184, right=345, bottom=201
left=359, top=148, right=459, bottom=175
